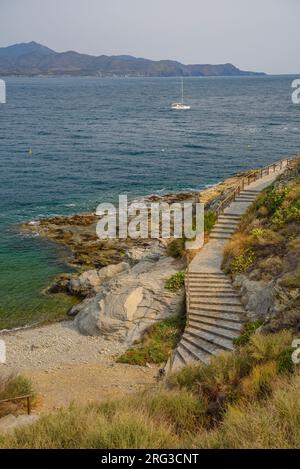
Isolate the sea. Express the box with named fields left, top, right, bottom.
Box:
left=0, top=75, right=300, bottom=328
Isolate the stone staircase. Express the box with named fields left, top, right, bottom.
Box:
left=166, top=161, right=289, bottom=373
left=173, top=271, right=246, bottom=369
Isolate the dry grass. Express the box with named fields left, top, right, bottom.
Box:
left=0, top=331, right=298, bottom=448
left=190, top=373, right=300, bottom=449
left=0, top=374, right=34, bottom=418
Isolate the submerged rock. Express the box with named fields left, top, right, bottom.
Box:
left=71, top=257, right=185, bottom=345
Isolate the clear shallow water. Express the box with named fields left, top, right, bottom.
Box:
left=0, top=75, right=300, bottom=327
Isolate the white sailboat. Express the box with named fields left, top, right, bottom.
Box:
left=171, top=77, right=191, bottom=110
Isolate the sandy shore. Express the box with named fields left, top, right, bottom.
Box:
left=0, top=321, right=158, bottom=413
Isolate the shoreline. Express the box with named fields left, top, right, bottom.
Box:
left=0, top=168, right=256, bottom=334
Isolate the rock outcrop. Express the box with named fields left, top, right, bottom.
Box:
left=68, top=262, right=130, bottom=297
left=233, top=274, right=300, bottom=323
left=70, top=257, right=185, bottom=345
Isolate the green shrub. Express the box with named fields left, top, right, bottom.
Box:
left=277, top=346, right=295, bottom=374
left=255, top=187, right=288, bottom=216
left=204, top=210, right=217, bottom=233
left=167, top=238, right=185, bottom=258
left=116, top=316, right=185, bottom=366
left=250, top=228, right=267, bottom=238
left=165, top=272, right=185, bottom=292
left=272, top=202, right=300, bottom=227
left=231, top=248, right=256, bottom=273
left=233, top=321, right=263, bottom=347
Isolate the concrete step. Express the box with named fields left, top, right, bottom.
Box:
left=189, top=303, right=245, bottom=313
left=219, top=214, right=241, bottom=219
left=188, top=278, right=233, bottom=283
left=188, top=277, right=231, bottom=283
left=188, top=282, right=234, bottom=286
left=210, top=230, right=236, bottom=236
left=188, top=287, right=236, bottom=292
left=188, top=322, right=240, bottom=340
left=233, top=199, right=253, bottom=203
left=210, top=234, right=232, bottom=240
left=215, top=218, right=240, bottom=223
left=186, top=328, right=234, bottom=351
left=179, top=339, right=211, bottom=364
left=189, top=298, right=243, bottom=307
left=189, top=310, right=244, bottom=323
left=188, top=291, right=238, bottom=297
left=213, top=225, right=237, bottom=230
left=188, top=278, right=232, bottom=283
left=182, top=333, right=220, bottom=356
left=211, top=227, right=236, bottom=233
left=188, top=315, right=243, bottom=331
left=221, top=212, right=242, bottom=218
left=188, top=282, right=235, bottom=287
left=215, top=220, right=238, bottom=225
left=189, top=271, right=229, bottom=280
left=241, top=190, right=260, bottom=197
left=169, top=351, right=186, bottom=371
left=187, top=271, right=226, bottom=276
left=176, top=343, right=197, bottom=365
left=187, top=292, right=240, bottom=298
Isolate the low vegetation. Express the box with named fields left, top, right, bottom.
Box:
left=165, top=272, right=185, bottom=292
left=204, top=210, right=217, bottom=233
left=1, top=330, right=299, bottom=448
left=166, top=210, right=217, bottom=259
left=116, top=316, right=185, bottom=366
left=223, top=163, right=300, bottom=282
left=233, top=320, right=263, bottom=346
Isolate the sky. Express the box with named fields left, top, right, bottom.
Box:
left=0, top=0, right=299, bottom=74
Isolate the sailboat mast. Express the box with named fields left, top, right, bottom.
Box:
left=181, top=77, right=184, bottom=103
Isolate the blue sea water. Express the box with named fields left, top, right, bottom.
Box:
left=0, top=75, right=300, bottom=327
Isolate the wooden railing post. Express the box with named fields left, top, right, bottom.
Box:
left=27, top=396, right=31, bottom=415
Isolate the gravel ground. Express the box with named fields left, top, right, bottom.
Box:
left=0, top=320, right=127, bottom=371
left=0, top=322, right=158, bottom=413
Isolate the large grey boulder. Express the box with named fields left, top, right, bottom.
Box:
left=233, top=274, right=275, bottom=320
left=234, top=274, right=300, bottom=322
left=68, top=262, right=130, bottom=297
left=71, top=257, right=185, bottom=345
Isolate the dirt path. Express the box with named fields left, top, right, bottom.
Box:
left=0, top=321, right=158, bottom=413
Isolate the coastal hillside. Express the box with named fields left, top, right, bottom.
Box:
left=0, top=157, right=299, bottom=448
left=223, top=156, right=300, bottom=334
left=0, top=41, right=266, bottom=77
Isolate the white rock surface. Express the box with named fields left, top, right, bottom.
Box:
left=72, top=257, right=185, bottom=344
left=69, top=262, right=130, bottom=297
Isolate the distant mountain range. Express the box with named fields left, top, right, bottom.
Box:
left=0, top=41, right=266, bottom=77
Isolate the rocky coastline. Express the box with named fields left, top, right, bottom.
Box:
left=20, top=170, right=254, bottom=345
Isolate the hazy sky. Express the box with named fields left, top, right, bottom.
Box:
left=1, top=0, right=299, bottom=74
